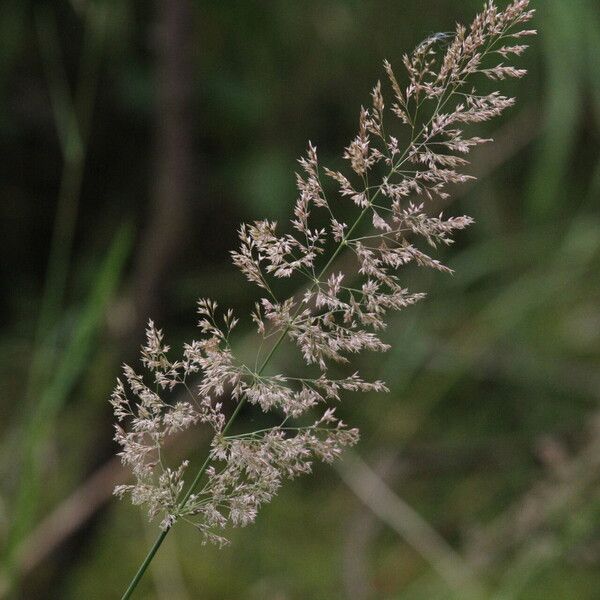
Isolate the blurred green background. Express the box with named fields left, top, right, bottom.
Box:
left=1, top=0, right=599, bottom=598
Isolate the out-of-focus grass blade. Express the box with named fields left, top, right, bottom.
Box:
left=4, top=222, right=133, bottom=584
left=583, top=0, right=600, bottom=139
left=1, top=2, right=111, bottom=585
left=24, top=3, right=107, bottom=415
left=525, top=0, right=586, bottom=221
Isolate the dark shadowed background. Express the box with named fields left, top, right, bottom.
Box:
left=1, top=0, right=600, bottom=598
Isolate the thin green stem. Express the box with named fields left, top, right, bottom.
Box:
left=121, top=529, right=169, bottom=600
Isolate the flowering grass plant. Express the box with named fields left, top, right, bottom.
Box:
left=111, top=1, right=535, bottom=596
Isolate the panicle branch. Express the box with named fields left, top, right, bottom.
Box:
left=111, top=0, right=535, bottom=545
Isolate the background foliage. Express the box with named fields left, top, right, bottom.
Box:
left=1, top=1, right=599, bottom=598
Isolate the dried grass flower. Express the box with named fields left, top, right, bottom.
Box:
left=113, top=0, right=535, bottom=559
